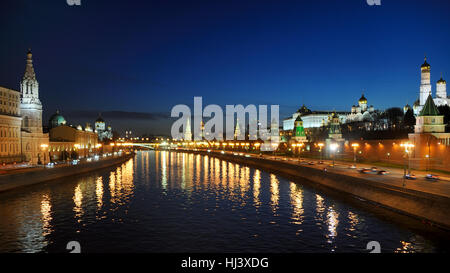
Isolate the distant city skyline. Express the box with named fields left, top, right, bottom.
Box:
left=1, top=0, right=450, bottom=135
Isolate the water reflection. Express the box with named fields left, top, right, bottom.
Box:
left=73, top=184, right=83, bottom=221
left=270, top=174, right=279, bottom=212
left=40, top=194, right=52, bottom=237
left=96, top=177, right=103, bottom=210
left=289, top=183, right=304, bottom=227
left=253, top=170, right=261, bottom=208
left=0, top=151, right=444, bottom=253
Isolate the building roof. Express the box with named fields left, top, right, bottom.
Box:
left=359, top=94, right=367, bottom=103
left=421, top=57, right=430, bottom=69
left=419, top=95, right=440, bottom=116
left=437, top=76, right=446, bottom=84
left=296, top=104, right=312, bottom=115
left=295, top=115, right=303, bottom=122
left=96, top=113, right=105, bottom=123
left=49, top=110, right=66, bottom=128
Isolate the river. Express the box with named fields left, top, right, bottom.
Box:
left=0, top=151, right=447, bottom=253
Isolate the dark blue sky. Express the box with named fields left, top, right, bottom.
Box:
left=1, top=0, right=449, bottom=135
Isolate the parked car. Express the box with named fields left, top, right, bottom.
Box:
left=377, top=170, right=389, bottom=175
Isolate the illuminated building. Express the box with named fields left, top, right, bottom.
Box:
left=283, top=104, right=348, bottom=130
left=292, top=116, right=307, bottom=142
left=20, top=50, right=49, bottom=164
left=413, top=57, right=448, bottom=115
left=49, top=124, right=98, bottom=160
left=95, top=114, right=113, bottom=141
left=0, top=87, right=22, bottom=163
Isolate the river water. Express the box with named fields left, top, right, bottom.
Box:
left=0, top=151, right=448, bottom=253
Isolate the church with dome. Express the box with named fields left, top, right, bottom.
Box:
left=95, top=114, right=113, bottom=141
left=346, top=93, right=376, bottom=122
left=413, top=57, right=448, bottom=115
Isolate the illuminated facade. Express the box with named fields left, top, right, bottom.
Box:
left=413, top=57, right=448, bottom=115
left=49, top=124, right=98, bottom=159
left=20, top=50, right=49, bottom=164
left=95, top=114, right=113, bottom=141
left=0, top=87, right=22, bottom=163
left=283, top=105, right=348, bottom=130
left=346, top=94, right=376, bottom=122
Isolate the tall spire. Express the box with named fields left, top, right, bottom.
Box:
left=21, top=49, right=40, bottom=102
left=24, top=49, right=37, bottom=82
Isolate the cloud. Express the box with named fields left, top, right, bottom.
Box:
left=67, top=110, right=169, bottom=121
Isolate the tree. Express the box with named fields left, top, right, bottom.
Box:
left=403, top=109, right=416, bottom=129
left=383, top=107, right=404, bottom=128
left=438, top=105, right=450, bottom=124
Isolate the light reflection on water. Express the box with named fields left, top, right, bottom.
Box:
left=0, top=151, right=446, bottom=253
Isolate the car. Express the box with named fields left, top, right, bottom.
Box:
left=404, top=174, right=417, bottom=180
left=318, top=161, right=324, bottom=164
left=371, top=167, right=378, bottom=172
left=349, top=165, right=357, bottom=169
left=359, top=168, right=371, bottom=174
left=425, top=174, right=439, bottom=181
left=377, top=170, right=389, bottom=175
left=308, top=162, right=315, bottom=165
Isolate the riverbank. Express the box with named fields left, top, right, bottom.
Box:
left=0, top=152, right=135, bottom=193
left=177, top=149, right=450, bottom=231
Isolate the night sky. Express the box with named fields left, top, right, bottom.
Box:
left=1, top=0, right=450, bottom=135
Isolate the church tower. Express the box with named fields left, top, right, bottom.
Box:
left=292, top=116, right=306, bottom=142
left=419, top=57, right=432, bottom=106
left=20, top=49, right=43, bottom=133
left=436, top=73, right=447, bottom=99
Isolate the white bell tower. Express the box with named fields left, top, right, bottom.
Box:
left=20, top=49, right=43, bottom=133
left=419, top=56, right=432, bottom=106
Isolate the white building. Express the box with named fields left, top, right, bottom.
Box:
left=95, top=114, right=113, bottom=141
left=413, top=57, right=448, bottom=115
left=283, top=105, right=348, bottom=131
left=346, top=94, right=376, bottom=122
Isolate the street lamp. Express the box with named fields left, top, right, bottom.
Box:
left=351, top=143, right=359, bottom=167
left=40, top=144, right=48, bottom=165
left=400, top=142, right=415, bottom=185
left=318, top=142, right=324, bottom=161
left=330, top=143, right=338, bottom=167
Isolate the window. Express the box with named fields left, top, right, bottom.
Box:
left=23, top=116, right=29, bottom=128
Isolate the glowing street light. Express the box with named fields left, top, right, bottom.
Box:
left=351, top=143, right=359, bottom=166
left=400, top=142, right=415, bottom=180
left=317, top=142, right=324, bottom=161
left=330, top=143, right=339, bottom=167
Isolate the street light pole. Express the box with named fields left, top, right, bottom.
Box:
left=351, top=143, right=359, bottom=168
left=330, top=143, right=338, bottom=167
